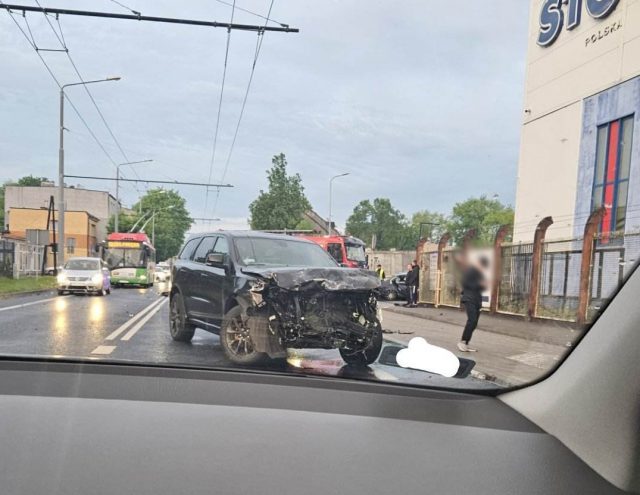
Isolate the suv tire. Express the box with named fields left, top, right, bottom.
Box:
left=169, top=292, right=196, bottom=342
left=220, top=306, right=267, bottom=366
left=339, top=319, right=383, bottom=366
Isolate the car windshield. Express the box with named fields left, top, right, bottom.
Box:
left=0, top=1, right=638, bottom=393
left=235, top=237, right=338, bottom=268
left=64, top=259, right=100, bottom=271
left=345, top=244, right=366, bottom=262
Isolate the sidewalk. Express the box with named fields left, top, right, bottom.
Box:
left=382, top=303, right=583, bottom=347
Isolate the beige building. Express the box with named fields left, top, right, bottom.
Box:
left=8, top=207, right=98, bottom=266
left=514, top=0, right=640, bottom=241
left=4, top=184, right=118, bottom=242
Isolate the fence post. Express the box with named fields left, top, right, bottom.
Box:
left=576, top=207, right=606, bottom=326
left=416, top=237, right=429, bottom=269
left=527, top=216, right=554, bottom=320
left=436, top=233, right=451, bottom=307
left=490, top=224, right=513, bottom=314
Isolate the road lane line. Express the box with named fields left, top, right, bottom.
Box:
left=0, top=295, right=66, bottom=313
left=120, top=298, right=168, bottom=341
left=105, top=297, right=165, bottom=341
left=91, top=345, right=116, bottom=355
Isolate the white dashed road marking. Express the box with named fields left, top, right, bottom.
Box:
left=121, top=298, right=168, bottom=341
left=91, top=345, right=116, bottom=355
left=105, top=297, right=165, bottom=341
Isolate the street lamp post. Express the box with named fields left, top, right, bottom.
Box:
left=58, top=76, right=121, bottom=265
left=115, top=159, right=153, bottom=233
left=328, top=173, right=349, bottom=235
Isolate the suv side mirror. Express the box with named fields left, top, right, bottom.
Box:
left=206, top=252, right=226, bottom=268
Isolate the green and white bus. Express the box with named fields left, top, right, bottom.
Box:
left=101, top=233, right=156, bottom=287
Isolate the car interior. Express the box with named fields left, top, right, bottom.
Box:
left=1, top=261, right=638, bottom=494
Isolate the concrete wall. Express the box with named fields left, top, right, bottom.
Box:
left=4, top=186, right=117, bottom=242
left=515, top=0, right=640, bottom=242
left=366, top=250, right=415, bottom=277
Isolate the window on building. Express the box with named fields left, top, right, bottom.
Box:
left=66, top=237, right=76, bottom=254
left=592, top=115, right=634, bottom=239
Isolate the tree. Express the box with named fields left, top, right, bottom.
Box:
left=446, top=196, right=514, bottom=245
left=16, top=175, right=48, bottom=186
left=345, top=198, right=413, bottom=250
left=409, top=210, right=448, bottom=243
left=107, top=188, right=192, bottom=261
left=249, top=153, right=311, bottom=230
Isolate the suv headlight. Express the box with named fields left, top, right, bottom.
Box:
left=92, top=273, right=103, bottom=284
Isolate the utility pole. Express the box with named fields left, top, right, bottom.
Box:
left=58, top=77, right=120, bottom=265
left=328, top=173, right=349, bottom=235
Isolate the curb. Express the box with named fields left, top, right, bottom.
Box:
left=382, top=305, right=573, bottom=347
left=0, top=288, right=57, bottom=300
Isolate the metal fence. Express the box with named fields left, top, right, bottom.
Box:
left=440, top=248, right=461, bottom=307
left=419, top=250, right=438, bottom=305
left=537, top=239, right=582, bottom=321
left=0, top=240, right=15, bottom=277
left=497, top=242, right=533, bottom=316
left=14, top=243, right=45, bottom=278
left=587, top=231, right=640, bottom=321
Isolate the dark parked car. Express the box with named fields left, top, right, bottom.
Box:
left=379, top=273, right=409, bottom=301
left=170, top=231, right=383, bottom=366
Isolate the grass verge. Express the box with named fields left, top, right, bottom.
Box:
left=0, top=276, right=57, bottom=296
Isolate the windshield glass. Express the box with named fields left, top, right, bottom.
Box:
left=235, top=238, right=338, bottom=268
left=64, top=259, right=100, bottom=271
left=1, top=1, right=638, bottom=394
left=104, top=248, right=146, bottom=269
left=345, top=244, right=366, bottom=262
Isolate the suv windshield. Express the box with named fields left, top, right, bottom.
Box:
left=235, top=237, right=338, bottom=268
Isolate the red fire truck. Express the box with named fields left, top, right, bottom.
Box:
left=297, top=235, right=367, bottom=268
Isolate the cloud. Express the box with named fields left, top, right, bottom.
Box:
left=396, top=337, right=460, bottom=378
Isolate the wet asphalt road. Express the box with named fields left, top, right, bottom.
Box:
left=0, top=287, right=494, bottom=390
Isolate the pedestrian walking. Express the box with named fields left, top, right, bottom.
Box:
left=375, top=264, right=386, bottom=280
left=457, top=256, right=489, bottom=352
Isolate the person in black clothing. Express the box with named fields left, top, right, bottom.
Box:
left=457, top=256, right=489, bottom=352
left=403, top=263, right=415, bottom=307
left=404, top=261, right=420, bottom=307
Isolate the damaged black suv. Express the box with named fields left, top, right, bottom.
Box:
left=170, top=231, right=383, bottom=366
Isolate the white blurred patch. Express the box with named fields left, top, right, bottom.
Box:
left=396, top=337, right=460, bottom=378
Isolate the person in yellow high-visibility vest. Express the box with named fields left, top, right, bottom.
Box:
left=375, top=264, right=386, bottom=280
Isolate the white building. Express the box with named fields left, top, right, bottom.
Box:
left=514, top=0, right=640, bottom=242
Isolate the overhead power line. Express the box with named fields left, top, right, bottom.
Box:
left=212, top=0, right=287, bottom=27
left=2, top=4, right=299, bottom=32
left=211, top=0, right=275, bottom=215
left=203, top=0, right=237, bottom=218
left=109, top=0, right=141, bottom=16
left=1, top=5, right=121, bottom=168
left=64, top=175, right=233, bottom=188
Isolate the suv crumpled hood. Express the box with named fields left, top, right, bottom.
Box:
left=241, top=266, right=380, bottom=291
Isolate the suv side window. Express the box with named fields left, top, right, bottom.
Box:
left=212, top=236, right=229, bottom=256
left=179, top=238, right=200, bottom=260
left=193, top=236, right=217, bottom=264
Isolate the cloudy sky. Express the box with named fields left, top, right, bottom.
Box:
left=0, top=0, right=530, bottom=232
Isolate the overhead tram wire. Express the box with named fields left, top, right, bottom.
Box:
left=109, top=0, right=141, bottom=16
left=211, top=0, right=275, bottom=216
left=34, top=0, right=132, bottom=166
left=212, top=0, right=287, bottom=27
left=203, top=0, right=237, bottom=219
left=0, top=4, right=121, bottom=168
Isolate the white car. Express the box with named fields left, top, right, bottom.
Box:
left=57, top=257, right=111, bottom=296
